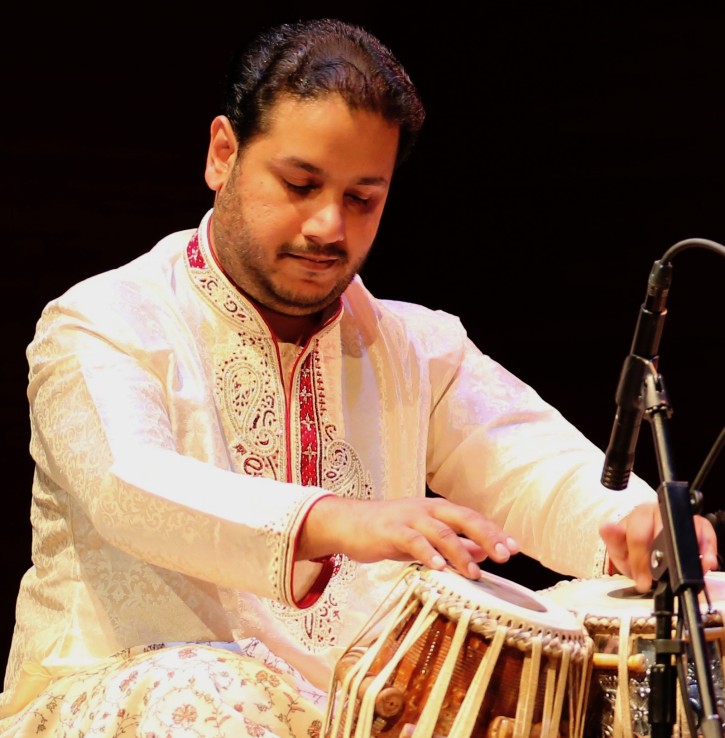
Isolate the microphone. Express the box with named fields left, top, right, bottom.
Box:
left=601, top=258, right=673, bottom=490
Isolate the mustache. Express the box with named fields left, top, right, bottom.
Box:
left=281, top=243, right=348, bottom=260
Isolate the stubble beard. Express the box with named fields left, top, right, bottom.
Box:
left=212, top=196, right=368, bottom=317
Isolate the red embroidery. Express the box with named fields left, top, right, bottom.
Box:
left=187, top=232, right=206, bottom=269
left=297, top=354, right=320, bottom=487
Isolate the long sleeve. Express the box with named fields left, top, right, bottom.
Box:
left=27, top=271, right=329, bottom=605
left=425, top=332, right=658, bottom=578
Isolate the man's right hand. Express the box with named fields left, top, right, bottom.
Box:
left=297, top=495, right=520, bottom=580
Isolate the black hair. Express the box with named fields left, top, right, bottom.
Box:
left=221, top=18, right=425, bottom=167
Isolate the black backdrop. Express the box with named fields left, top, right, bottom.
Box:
left=1, top=7, right=724, bottom=675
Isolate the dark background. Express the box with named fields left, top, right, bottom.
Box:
left=1, top=7, right=724, bottom=676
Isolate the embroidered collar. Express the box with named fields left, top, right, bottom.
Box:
left=185, top=209, right=343, bottom=342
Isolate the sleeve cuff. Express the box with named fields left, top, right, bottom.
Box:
left=284, top=493, right=337, bottom=608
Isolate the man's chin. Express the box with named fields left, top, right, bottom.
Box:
left=267, top=292, right=339, bottom=317
left=273, top=282, right=348, bottom=314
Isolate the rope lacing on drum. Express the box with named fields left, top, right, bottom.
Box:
left=413, top=584, right=592, bottom=663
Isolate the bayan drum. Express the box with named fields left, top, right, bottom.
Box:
left=324, top=563, right=593, bottom=738
left=539, top=574, right=725, bottom=738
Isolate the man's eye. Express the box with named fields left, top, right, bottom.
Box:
left=347, top=194, right=370, bottom=205
left=285, top=181, right=316, bottom=194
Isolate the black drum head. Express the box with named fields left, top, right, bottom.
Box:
left=607, top=585, right=654, bottom=601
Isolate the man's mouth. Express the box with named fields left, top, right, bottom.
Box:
left=283, top=250, right=345, bottom=269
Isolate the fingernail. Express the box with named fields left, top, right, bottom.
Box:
left=506, top=537, right=518, bottom=551
left=494, top=543, right=510, bottom=560
left=431, top=554, right=446, bottom=569
left=468, top=562, right=481, bottom=579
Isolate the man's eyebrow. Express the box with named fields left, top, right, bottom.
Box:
left=357, top=175, right=390, bottom=187
left=277, top=157, right=390, bottom=187
left=279, top=156, right=323, bottom=175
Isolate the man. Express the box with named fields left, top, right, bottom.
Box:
left=0, top=18, right=717, bottom=738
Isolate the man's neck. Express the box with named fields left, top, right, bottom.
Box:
left=256, top=304, right=324, bottom=345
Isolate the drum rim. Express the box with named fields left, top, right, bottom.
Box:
left=539, top=574, right=725, bottom=631
left=409, top=564, right=589, bottom=641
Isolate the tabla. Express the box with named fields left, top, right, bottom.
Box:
left=324, top=563, right=593, bottom=738
left=538, top=574, right=725, bottom=738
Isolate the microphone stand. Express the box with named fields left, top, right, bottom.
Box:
left=637, top=361, right=723, bottom=738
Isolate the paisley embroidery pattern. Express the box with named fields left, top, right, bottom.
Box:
left=217, top=339, right=284, bottom=478
left=185, top=228, right=373, bottom=652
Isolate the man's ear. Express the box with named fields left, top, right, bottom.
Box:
left=204, top=115, right=238, bottom=192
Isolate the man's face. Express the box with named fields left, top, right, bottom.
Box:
left=207, top=94, right=400, bottom=316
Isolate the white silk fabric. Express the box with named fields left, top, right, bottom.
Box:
left=0, top=209, right=657, bottom=720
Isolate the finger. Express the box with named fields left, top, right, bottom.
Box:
left=696, top=516, right=720, bottom=573
left=397, top=528, right=481, bottom=579
left=417, top=522, right=483, bottom=579
left=625, top=505, right=660, bottom=592
left=433, top=505, right=519, bottom=564
left=599, top=521, right=629, bottom=573
left=458, top=536, right=486, bottom=560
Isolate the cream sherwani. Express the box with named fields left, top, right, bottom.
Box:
left=0, top=209, right=657, bottom=729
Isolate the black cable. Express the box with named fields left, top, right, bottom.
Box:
left=692, top=426, right=725, bottom=496
left=660, top=237, right=725, bottom=265
left=659, top=239, right=725, bottom=570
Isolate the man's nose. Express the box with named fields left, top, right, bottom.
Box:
left=301, top=201, right=345, bottom=244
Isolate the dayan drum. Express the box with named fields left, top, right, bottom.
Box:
left=539, top=574, right=725, bottom=738
left=323, top=563, right=593, bottom=738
